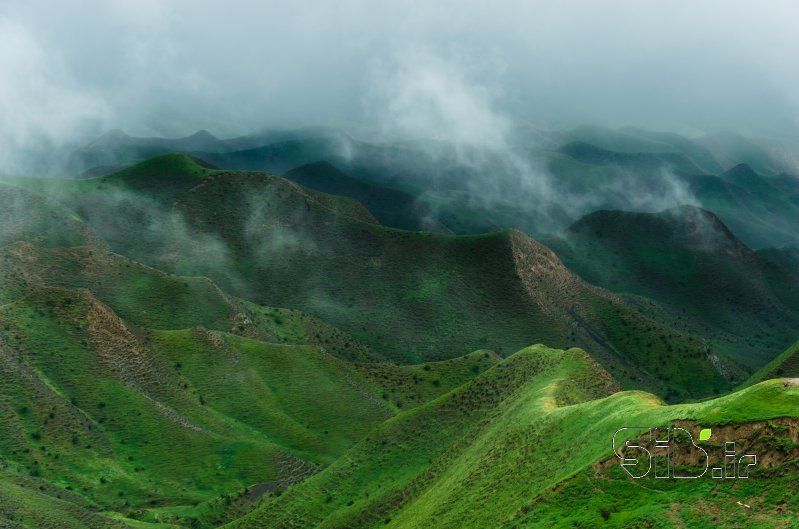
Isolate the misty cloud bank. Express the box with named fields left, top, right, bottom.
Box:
left=2, top=0, right=799, bottom=247
left=3, top=0, right=799, bottom=174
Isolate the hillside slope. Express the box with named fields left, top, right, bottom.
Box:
left=744, top=339, right=799, bottom=384
left=4, top=154, right=742, bottom=399
left=548, top=206, right=799, bottom=369
left=0, top=266, right=398, bottom=527
left=225, top=344, right=799, bottom=529
left=0, top=195, right=479, bottom=527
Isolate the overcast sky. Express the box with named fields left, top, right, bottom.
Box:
left=2, top=0, right=799, bottom=160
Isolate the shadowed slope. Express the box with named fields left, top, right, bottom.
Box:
left=285, top=161, right=448, bottom=232
left=3, top=156, right=743, bottom=399
left=549, top=206, right=799, bottom=369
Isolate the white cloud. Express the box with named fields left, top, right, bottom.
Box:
left=0, top=0, right=798, bottom=173
left=0, top=16, right=109, bottom=174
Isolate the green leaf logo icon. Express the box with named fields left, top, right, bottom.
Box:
left=699, top=428, right=712, bottom=441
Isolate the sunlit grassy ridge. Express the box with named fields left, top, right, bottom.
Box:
left=503, top=461, right=799, bottom=528
left=225, top=345, right=799, bottom=529
left=1, top=152, right=798, bottom=527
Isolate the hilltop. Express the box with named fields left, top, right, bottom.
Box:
left=0, top=192, right=499, bottom=527
left=548, top=206, right=799, bottom=370
left=1, top=152, right=798, bottom=527
left=65, top=127, right=799, bottom=248
left=4, top=154, right=742, bottom=399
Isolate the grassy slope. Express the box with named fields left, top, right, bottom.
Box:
left=225, top=345, right=799, bottom=529
left=0, top=191, right=494, bottom=527
left=2, top=150, right=796, bottom=527
left=353, top=350, right=502, bottom=410
left=0, top=183, right=103, bottom=250
left=506, top=456, right=799, bottom=528
left=1, top=239, right=380, bottom=364
left=4, top=154, right=738, bottom=399
left=744, top=339, right=799, bottom=384
left=548, top=206, right=799, bottom=370
left=0, top=282, right=395, bottom=524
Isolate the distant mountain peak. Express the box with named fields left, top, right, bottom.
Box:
left=187, top=129, right=218, bottom=141
left=567, top=206, right=742, bottom=253
left=721, top=162, right=758, bottom=180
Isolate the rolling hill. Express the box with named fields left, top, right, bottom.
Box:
left=548, top=206, right=799, bottom=370
left=224, top=344, right=799, bottom=529
left=1, top=151, right=799, bottom=527
left=2, top=154, right=746, bottom=400
left=0, top=188, right=502, bottom=527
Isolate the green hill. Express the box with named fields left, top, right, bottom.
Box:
left=3, top=155, right=744, bottom=399
left=0, top=263, right=400, bottom=526
left=225, top=344, right=799, bottom=529
left=548, top=206, right=799, bottom=370
left=67, top=130, right=229, bottom=177
left=0, top=191, right=470, bottom=527
left=2, top=152, right=799, bottom=527
left=66, top=127, right=799, bottom=248
left=1, top=180, right=566, bottom=527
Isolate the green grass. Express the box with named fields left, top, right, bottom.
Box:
left=505, top=463, right=799, bottom=528
left=150, top=329, right=391, bottom=463
left=354, top=350, right=502, bottom=410
left=0, top=154, right=761, bottom=399
left=0, top=229, right=502, bottom=527
left=0, top=276, right=401, bottom=527
left=226, top=345, right=799, bottom=529
left=2, top=151, right=798, bottom=527
left=0, top=466, right=138, bottom=529
left=548, top=206, right=799, bottom=372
